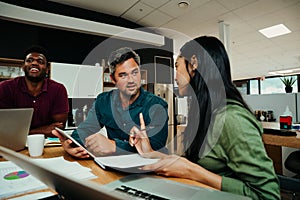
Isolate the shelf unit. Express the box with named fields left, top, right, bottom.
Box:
left=0, top=58, right=24, bottom=81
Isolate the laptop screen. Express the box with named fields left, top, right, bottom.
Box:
left=0, top=108, right=33, bottom=151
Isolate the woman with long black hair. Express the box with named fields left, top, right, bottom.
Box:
left=130, top=36, right=280, bottom=200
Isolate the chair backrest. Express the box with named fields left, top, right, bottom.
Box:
left=284, top=150, right=300, bottom=175
left=278, top=175, right=300, bottom=191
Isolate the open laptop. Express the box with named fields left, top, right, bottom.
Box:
left=0, top=145, right=132, bottom=200
left=0, top=145, right=250, bottom=200
left=0, top=108, right=33, bottom=151
left=103, top=175, right=251, bottom=200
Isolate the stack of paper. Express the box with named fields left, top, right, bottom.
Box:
left=33, top=157, right=97, bottom=180
left=0, top=157, right=97, bottom=199
left=95, top=153, right=159, bottom=169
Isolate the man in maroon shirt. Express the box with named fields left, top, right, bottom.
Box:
left=0, top=45, right=69, bottom=137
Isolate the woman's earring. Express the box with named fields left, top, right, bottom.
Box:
left=191, top=55, right=198, bottom=71
left=192, top=64, right=197, bottom=71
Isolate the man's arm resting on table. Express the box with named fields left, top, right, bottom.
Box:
left=29, top=113, right=68, bottom=137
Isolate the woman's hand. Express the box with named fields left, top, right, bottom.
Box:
left=141, top=154, right=222, bottom=190
left=129, top=113, right=155, bottom=157
left=52, top=130, right=90, bottom=158
left=140, top=155, right=195, bottom=178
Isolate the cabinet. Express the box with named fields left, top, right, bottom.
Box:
left=0, top=58, right=24, bottom=81
left=103, top=67, right=115, bottom=92
left=50, top=62, right=103, bottom=98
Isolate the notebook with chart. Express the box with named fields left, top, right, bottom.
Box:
left=0, top=145, right=132, bottom=200
left=0, top=161, right=48, bottom=199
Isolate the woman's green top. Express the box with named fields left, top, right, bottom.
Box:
left=197, top=99, right=280, bottom=200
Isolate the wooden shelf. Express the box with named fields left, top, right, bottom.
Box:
left=103, top=82, right=115, bottom=87
left=0, top=58, right=24, bottom=81
left=0, top=57, right=23, bottom=67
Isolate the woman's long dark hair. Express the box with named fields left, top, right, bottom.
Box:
left=180, top=36, right=252, bottom=162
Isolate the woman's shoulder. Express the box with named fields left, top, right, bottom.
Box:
left=225, top=100, right=255, bottom=121
left=215, top=99, right=263, bottom=138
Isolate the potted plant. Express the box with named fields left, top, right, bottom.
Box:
left=280, top=76, right=296, bottom=93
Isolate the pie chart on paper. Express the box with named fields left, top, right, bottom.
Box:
left=3, top=171, right=30, bottom=180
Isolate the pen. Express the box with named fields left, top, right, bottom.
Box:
left=141, top=126, right=155, bottom=132
left=129, top=126, right=155, bottom=136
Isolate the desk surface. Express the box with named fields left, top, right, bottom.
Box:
left=1, top=146, right=213, bottom=199
left=262, top=134, right=300, bottom=149
left=261, top=122, right=300, bottom=149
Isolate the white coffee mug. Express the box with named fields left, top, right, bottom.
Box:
left=27, top=134, right=45, bottom=157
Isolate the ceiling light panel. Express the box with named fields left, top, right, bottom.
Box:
left=259, top=24, right=291, bottom=38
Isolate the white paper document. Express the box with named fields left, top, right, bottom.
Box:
left=95, top=154, right=159, bottom=169
left=32, top=156, right=97, bottom=180
left=8, top=192, right=55, bottom=200
left=0, top=157, right=97, bottom=199
left=0, top=161, right=47, bottom=199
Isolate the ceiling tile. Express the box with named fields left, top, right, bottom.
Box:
left=50, top=0, right=139, bottom=16
left=137, top=10, right=173, bottom=27
left=230, top=22, right=255, bottom=38
left=122, top=2, right=154, bottom=22
left=141, top=0, right=170, bottom=9
left=158, top=0, right=210, bottom=18
left=233, top=0, right=297, bottom=21
left=217, top=12, right=244, bottom=27
left=216, top=0, right=257, bottom=10
left=246, top=3, right=300, bottom=30
left=182, top=1, right=229, bottom=23
left=231, top=31, right=266, bottom=46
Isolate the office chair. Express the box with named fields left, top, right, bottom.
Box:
left=284, top=150, right=300, bottom=176
left=278, top=175, right=300, bottom=200
left=281, top=151, right=300, bottom=200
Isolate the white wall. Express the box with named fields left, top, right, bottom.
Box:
left=243, top=93, right=297, bottom=122
left=51, top=62, right=103, bottom=98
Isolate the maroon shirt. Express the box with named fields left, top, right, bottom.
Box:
left=0, top=77, right=69, bottom=130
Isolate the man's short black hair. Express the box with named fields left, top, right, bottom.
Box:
left=23, top=45, right=49, bottom=62
left=108, top=47, right=140, bottom=75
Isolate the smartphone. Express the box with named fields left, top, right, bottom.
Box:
left=54, top=127, right=95, bottom=158
left=55, top=127, right=106, bottom=169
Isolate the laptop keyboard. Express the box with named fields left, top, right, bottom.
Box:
left=115, top=185, right=169, bottom=200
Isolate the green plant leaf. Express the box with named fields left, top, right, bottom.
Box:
left=280, top=76, right=296, bottom=87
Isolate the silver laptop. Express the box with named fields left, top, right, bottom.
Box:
left=0, top=108, right=33, bottom=151
left=0, top=145, right=250, bottom=200
left=103, top=174, right=251, bottom=200
left=0, top=145, right=133, bottom=200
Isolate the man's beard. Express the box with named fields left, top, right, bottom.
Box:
left=121, top=86, right=140, bottom=101
left=24, top=70, right=47, bottom=83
